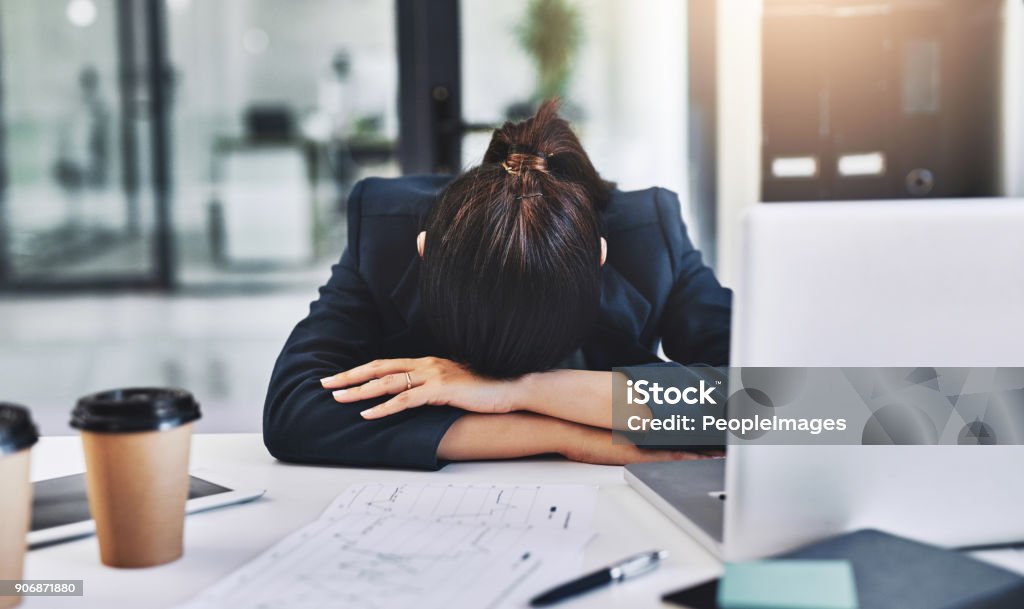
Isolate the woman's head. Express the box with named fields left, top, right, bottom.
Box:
left=419, top=100, right=613, bottom=378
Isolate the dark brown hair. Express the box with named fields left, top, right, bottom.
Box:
left=420, top=100, right=613, bottom=378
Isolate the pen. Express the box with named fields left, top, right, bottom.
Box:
left=529, top=549, right=669, bottom=606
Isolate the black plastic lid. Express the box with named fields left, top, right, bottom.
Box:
left=70, top=388, right=201, bottom=433
left=0, top=403, right=40, bottom=456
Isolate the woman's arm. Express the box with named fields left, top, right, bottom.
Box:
left=510, top=369, right=649, bottom=430
left=653, top=188, right=732, bottom=366
left=324, top=359, right=646, bottom=430
left=264, top=181, right=466, bottom=471
left=437, top=412, right=707, bottom=465
left=325, top=358, right=722, bottom=463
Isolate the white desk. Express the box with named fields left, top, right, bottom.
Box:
left=23, top=434, right=721, bottom=608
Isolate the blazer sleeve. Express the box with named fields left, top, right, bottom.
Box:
left=262, top=182, right=464, bottom=470
left=653, top=188, right=732, bottom=366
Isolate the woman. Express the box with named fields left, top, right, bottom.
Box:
left=263, top=101, right=730, bottom=469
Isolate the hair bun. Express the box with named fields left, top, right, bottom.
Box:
left=502, top=145, right=548, bottom=176
left=481, top=99, right=613, bottom=210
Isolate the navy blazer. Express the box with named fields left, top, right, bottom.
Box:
left=263, top=175, right=731, bottom=470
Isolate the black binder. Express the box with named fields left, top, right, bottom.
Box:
left=665, top=529, right=1024, bottom=609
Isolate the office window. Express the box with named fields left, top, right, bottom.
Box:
left=459, top=0, right=693, bottom=234
left=166, top=0, right=400, bottom=287
left=0, top=0, right=158, bottom=284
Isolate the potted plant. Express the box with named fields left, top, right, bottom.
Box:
left=507, top=0, right=583, bottom=120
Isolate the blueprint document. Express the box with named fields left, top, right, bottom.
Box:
left=330, top=482, right=597, bottom=530
left=177, top=483, right=598, bottom=609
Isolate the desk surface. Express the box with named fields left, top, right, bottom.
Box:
left=23, top=434, right=720, bottom=608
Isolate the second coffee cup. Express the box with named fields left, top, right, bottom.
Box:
left=70, top=388, right=201, bottom=568
left=0, top=403, right=39, bottom=609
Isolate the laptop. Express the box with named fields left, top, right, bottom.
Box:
left=626, top=199, right=1024, bottom=560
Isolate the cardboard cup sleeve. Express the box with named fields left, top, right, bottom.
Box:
left=71, top=388, right=201, bottom=569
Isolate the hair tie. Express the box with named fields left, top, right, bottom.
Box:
left=508, top=144, right=548, bottom=159
left=515, top=193, right=544, bottom=200
left=503, top=145, right=549, bottom=176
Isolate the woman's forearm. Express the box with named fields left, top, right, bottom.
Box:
left=437, top=411, right=713, bottom=465
left=509, top=369, right=652, bottom=430
left=323, top=357, right=652, bottom=429
left=437, top=412, right=574, bottom=461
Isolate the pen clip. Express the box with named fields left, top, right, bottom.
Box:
left=611, top=550, right=668, bottom=580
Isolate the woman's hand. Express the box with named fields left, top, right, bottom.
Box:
left=563, top=425, right=724, bottom=465
left=321, top=357, right=518, bottom=419
left=564, top=436, right=724, bottom=466
left=437, top=412, right=722, bottom=466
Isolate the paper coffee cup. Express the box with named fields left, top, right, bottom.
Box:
left=0, top=404, right=40, bottom=609
left=70, top=388, right=201, bottom=569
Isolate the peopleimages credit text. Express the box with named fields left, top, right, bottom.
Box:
left=614, top=367, right=1024, bottom=446
left=624, top=379, right=848, bottom=436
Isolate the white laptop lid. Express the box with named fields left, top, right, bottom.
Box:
left=725, top=199, right=1024, bottom=559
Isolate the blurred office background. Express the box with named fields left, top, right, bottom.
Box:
left=0, top=0, right=1022, bottom=434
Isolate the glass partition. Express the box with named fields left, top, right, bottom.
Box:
left=0, top=0, right=160, bottom=286
left=459, top=0, right=693, bottom=231
left=165, top=0, right=400, bottom=287
left=0, top=0, right=401, bottom=290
